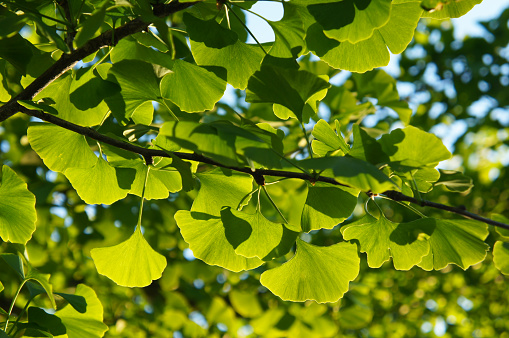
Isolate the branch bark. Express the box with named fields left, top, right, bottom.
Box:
left=0, top=1, right=199, bottom=122
left=22, top=107, right=509, bottom=231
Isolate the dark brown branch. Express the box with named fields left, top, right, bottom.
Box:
left=0, top=1, right=199, bottom=122
left=21, top=107, right=509, bottom=231
left=382, top=190, right=509, bottom=230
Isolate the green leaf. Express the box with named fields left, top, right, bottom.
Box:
left=307, top=1, right=422, bottom=72
left=1, top=253, right=25, bottom=279
left=160, top=59, right=226, bottom=112
left=267, top=3, right=306, bottom=58
left=91, top=226, right=167, bottom=287
left=174, top=211, right=263, bottom=272
left=33, top=72, right=114, bottom=127
left=192, top=169, right=254, bottom=217
left=55, top=284, right=109, bottom=338
left=0, top=166, right=37, bottom=244
left=435, top=169, right=474, bottom=193
left=229, top=290, right=263, bottom=318
left=74, top=3, right=107, bottom=48
left=409, top=218, right=489, bottom=270
left=299, top=157, right=397, bottom=193
left=301, top=183, right=359, bottom=232
left=493, top=241, right=509, bottom=275
left=220, top=207, right=284, bottom=259
left=123, top=160, right=181, bottom=200
left=0, top=33, right=32, bottom=74
left=110, top=36, right=175, bottom=70
left=378, top=125, right=452, bottom=170
left=307, top=0, right=392, bottom=43
left=54, top=292, right=87, bottom=313
left=0, top=281, right=3, bottom=293
left=27, top=123, right=97, bottom=173
left=493, top=214, right=509, bottom=240
left=184, top=13, right=264, bottom=90
left=421, top=0, right=482, bottom=19
left=107, top=59, right=160, bottom=125
left=28, top=307, right=66, bottom=336
left=26, top=266, right=56, bottom=309
left=159, top=121, right=238, bottom=167
left=260, top=239, right=359, bottom=303
left=0, top=329, right=8, bottom=338
left=311, top=119, right=350, bottom=156
left=352, top=69, right=412, bottom=124
left=349, top=124, right=388, bottom=165
left=65, top=157, right=133, bottom=205
left=341, top=214, right=430, bottom=270
left=246, top=65, right=330, bottom=122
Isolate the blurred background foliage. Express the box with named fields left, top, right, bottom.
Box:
left=1, top=2, right=509, bottom=338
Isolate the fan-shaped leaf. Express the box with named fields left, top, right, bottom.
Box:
left=55, top=284, right=109, bottom=338
left=341, top=214, right=430, bottom=270
left=174, top=211, right=263, bottom=272
left=91, top=227, right=167, bottom=287
left=493, top=241, right=509, bottom=275
left=260, top=239, right=359, bottom=303
left=0, top=166, right=37, bottom=244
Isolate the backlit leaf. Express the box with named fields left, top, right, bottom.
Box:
left=174, top=211, right=263, bottom=272
left=301, top=183, right=359, bottom=232
left=220, top=207, right=284, bottom=259
left=378, top=125, right=452, bottom=170
left=91, top=226, right=167, bottom=287
left=27, top=123, right=97, bottom=173
left=65, top=157, right=133, bottom=205
left=307, top=0, right=392, bottom=43
left=421, top=0, right=482, bottom=19
left=493, top=241, right=509, bottom=275
left=410, top=218, right=489, bottom=270
left=55, top=284, right=109, bottom=338
left=260, top=239, right=359, bottom=303
left=341, top=214, right=430, bottom=270
left=160, top=59, right=226, bottom=112
left=0, top=165, right=37, bottom=244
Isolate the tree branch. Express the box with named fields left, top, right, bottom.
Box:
left=21, top=107, right=509, bottom=231
left=0, top=0, right=199, bottom=122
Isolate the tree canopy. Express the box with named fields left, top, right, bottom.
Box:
left=1, top=0, right=508, bottom=337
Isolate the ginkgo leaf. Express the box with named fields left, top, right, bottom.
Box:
left=301, top=183, right=359, bottom=232
left=311, top=119, right=350, bottom=156
left=184, top=13, right=264, bottom=90
left=341, top=214, right=429, bottom=270
left=33, top=72, right=115, bottom=126
left=0, top=281, right=3, bottom=293
left=246, top=65, right=330, bottom=121
left=493, top=241, right=509, bottom=275
left=160, top=59, right=226, bottom=112
left=55, top=284, right=109, bottom=338
left=260, top=239, right=359, bottom=303
left=27, top=123, right=97, bottom=173
left=435, top=169, right=474, bottom=193
left=25, top=264, right=56, bottom=309
left=220, top=207, right=284, bottom=259
left=174, top=211, right=263, bottom=272
left=267, top=3, right=306, bottom=58
left=65, top=157, right=133, bottom=205
left=192, top=169, right=254, bottom=217
left=0, top=165, right=37, bottom=244
left=128, top=160, right=182, bottom=200
left=306, top=1, right=422, bottom=73
left=299, top=157, right=397, bottom=193
left=493, top=214, right=509, bottom=240
left=91, top=226, right=167, bottom=287
left=409, top=218, right=489, bottom=270
left=307, top=0, right=392, bottom=43
left=107, top=59, right=160, bottom=125
left=378, top=125, right=452, bottom=170
left=421, top=0, right=482, bottom=19
left=349, top=124, right=388, bottom=165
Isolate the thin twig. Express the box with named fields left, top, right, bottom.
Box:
left=19, top=107, right=509, bottom=231
left=0, top=1, right=199, bottom=122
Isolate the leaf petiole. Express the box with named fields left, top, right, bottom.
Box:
left=262, top=185, right=288, bottom=223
